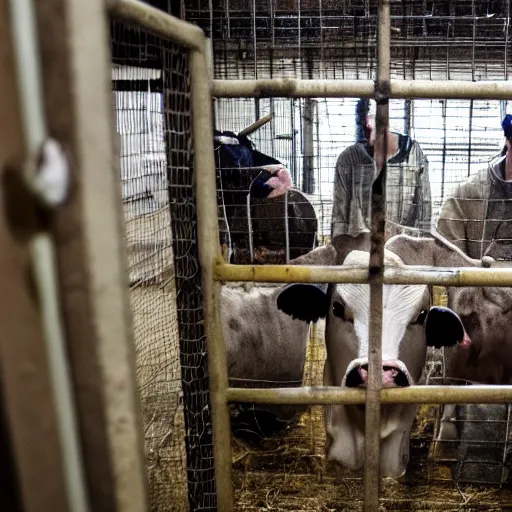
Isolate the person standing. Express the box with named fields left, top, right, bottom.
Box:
left=331, top=99, right=432, bottom=239
left=437, top=114, right=512, bottom=260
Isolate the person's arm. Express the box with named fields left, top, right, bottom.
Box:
left=331, top=150, right=352, bottom=239
left=436, top=186, right=469, bottom=254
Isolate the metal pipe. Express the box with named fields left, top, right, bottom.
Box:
left=108, top=0, right=204, bottom=51
left=211, top=78, right=512, bottom=100
left=8, top=1, right=90, bottom=511
left=226, top=385, right=512, bottom=405
left=238, top=113, right=273, bottom=137
left=189, top=47, right=234, bottom=512
left=212, top=78, right=375, bottom=98
left=214, top=261, right=512, bottom=287
left=364, top=1, right=390, bottom=509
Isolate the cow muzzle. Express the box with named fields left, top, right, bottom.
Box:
left=343, top=359, right=412, bottom=388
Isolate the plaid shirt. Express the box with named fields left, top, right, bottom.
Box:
left=331, top=136, right=432, bottom=238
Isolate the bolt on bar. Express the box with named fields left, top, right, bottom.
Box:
left=190, top=46, right=234, bottom=512
left=226, top=386, right=512, bottom=405
left=212, top=78, right=512, bottom=101
left=214, top=262, right=512, bottom=287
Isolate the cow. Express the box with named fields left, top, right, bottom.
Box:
left=275, top=232, right=485, bottom=478
left=386, top=231, right=512, bottom=482
left=214, top=129, right=318, bottom=265
left=222, top=243, right=338, bottom=442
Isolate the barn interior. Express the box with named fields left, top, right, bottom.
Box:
left=110, top=1, right=512, bottom=511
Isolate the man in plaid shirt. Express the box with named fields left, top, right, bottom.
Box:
left=331, top=99, right=432, bottom=239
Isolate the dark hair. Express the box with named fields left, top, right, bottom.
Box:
left=501, top=144, right=508, bottom=156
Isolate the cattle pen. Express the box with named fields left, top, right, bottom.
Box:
left=3, top=1, right=512, bottom=512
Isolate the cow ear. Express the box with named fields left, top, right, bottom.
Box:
left=425, top=306, right=469, bottom=349
left=276, top=284, right=329, bottom=323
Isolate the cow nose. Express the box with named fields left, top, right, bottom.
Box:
left=345, top=362, right=410, bottom=388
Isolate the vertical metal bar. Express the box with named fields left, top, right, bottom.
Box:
left=364, top=1, right=390, bottom=511
left=252, top=0, right=260, bottom=121
left=468, top=100, right=473, bottom=178
left=441, top=100, right=447, bottom=202
left=189, top=47, right=234, bottom=512
left=7, top=1, right=90, bottom=511
left=404, top=99, right=411, bottom=136
left=505, top=0, right=510, bottom=80
left=302, top=98, right=315, bottom=194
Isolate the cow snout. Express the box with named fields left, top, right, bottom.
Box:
left=345, top=360, right=410, bottom=388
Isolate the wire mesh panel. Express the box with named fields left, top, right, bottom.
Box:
left=178, top=1, right=512, bottom=510
left=111, top=20, right=216, bottom=512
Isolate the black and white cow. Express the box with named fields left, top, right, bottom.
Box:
left=276, top=233, right=481, bottom=478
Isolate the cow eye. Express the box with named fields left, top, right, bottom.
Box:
left=413, top=309, right=428, bottom=326
left=332, top=301, right=346, bottom=320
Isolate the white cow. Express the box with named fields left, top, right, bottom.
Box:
left=276, top=234, right=481, bottom=477
left=221, top=244, right=336, bottom=439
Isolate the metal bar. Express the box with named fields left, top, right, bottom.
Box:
left=108, top=0, right=204, bottom=51
left=226, top=385, right=512, bottom=405
left=212, top=78, right=374, bottom=97
left=238, top=113, right=273, bottom=137
left=364, top=1, right=390, bottom=509
left=214, top=262, right=512, bottom=287
left=7, top=0, right=90, bottom=511
left=190, top=47, right=234, bottom=512
left=211, top=78, right=512, bottom=100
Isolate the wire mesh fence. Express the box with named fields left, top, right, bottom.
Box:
left=111, top=20, right=215, bottom=512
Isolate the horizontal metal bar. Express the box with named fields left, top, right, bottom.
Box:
left=226, top=385, right=512, bottom=405
left=108, top=0, right=204, bottom=51
left=214, top=261, right=512, bottom=287
left=211, top=79, right=374, bottom=98
left=211, top=78, right=512, bottom=100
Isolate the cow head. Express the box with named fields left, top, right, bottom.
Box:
left=277, top=247, right=470, bottom=390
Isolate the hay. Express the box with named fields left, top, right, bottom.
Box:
left=130, top=284, right=188, bottom=512
left=232, top=320, right=512, bottom=511
left=124, top=201, right=188, bottom=512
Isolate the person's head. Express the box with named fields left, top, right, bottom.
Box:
left=356, top=99, right=396, bottom=147
left=502, top=114, right=512, bottom=156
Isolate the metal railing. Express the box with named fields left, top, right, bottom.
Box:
left=108, top=1, right=512, bottom=511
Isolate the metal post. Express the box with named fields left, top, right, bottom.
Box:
left=190, top=46, right=234, bottom=512
left=302, top=98, right=315, bottom=194
left=364, top=0, right=390, bottom=510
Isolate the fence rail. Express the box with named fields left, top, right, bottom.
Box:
left=211, top=78, right=512, bottom=100
left=226, top=385, right=512, bottom=405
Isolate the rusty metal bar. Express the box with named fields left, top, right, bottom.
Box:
left=214, top=262, right=512, bottom=287
left=190, top=46, right=234, bottom=512
left=364, top=1, right=390, bottom=509
left=211, top=78, right=512, bottom=100
left=108, top=0, right=204, bottom=51
left=238, top=113, right=273, bottom=137
left=226, top=386, right=512, bottom=405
